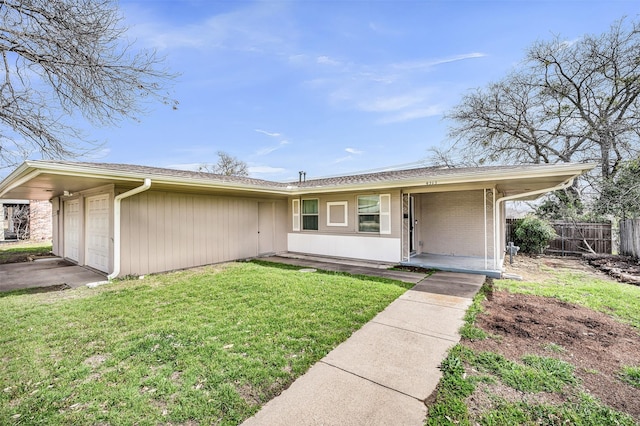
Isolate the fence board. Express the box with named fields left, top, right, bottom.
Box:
left=620, top=219, right=640, bottom=258
left=505, top=219, right=612, bottom=256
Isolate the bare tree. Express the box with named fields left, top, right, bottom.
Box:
left=11, top=203, right=29, bottom=239
left=441, top=18, right=640, bottom=181
left=594, top=157, right=640, bottom=219
left=199, top=151, right=249, bottom=177
left=0, top=0, right=176, bottom=168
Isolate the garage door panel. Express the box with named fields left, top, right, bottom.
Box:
left=86, top=194, right=110, bottom=272
left=64, top=200, right=80, bottom=262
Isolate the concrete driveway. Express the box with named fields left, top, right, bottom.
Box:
left=0, top=258, right=106, bottom=292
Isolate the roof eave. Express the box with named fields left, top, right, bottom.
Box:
left=0, top=161, right=291, bottom=197
left=287, top=163, right=596, bottom=195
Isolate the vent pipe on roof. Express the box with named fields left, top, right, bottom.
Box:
left=299, top=171, right=306, bottom=182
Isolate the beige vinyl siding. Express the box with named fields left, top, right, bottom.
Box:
left=417, top=190, right=492, bottom=258
left=119, top=191, right=286, bottom=276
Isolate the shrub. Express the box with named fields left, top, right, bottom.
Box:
left=514, top=216, right=557, bottom=254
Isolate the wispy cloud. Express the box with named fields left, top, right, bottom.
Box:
left=256, top=140, right=290, bottom=156
left=345, top=147, right=363, bottom=154
left=392, top=53, right=487, bottom=70
left=333, top=155, right=352, bottom=164
left=380, top=105, right=444, bottom=124
left=316, top=55, right=341, bottom=66
left=255, top=129, right=281, bottom=138
left=125, top=2, right=294, bottom=53
left=254, top=129, right=290, bottom=156
left=357, top=94, right=424, bottom=112
left=298, top=51, right=486, bottom=124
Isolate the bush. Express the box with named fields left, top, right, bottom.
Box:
left=514, top=216, right=557, bottom=254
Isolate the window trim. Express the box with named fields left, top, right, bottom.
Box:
left=326, top=201, right=348, bottom=227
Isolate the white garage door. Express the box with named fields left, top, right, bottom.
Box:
left=64, top=200, right=80, bottom=262
left=85, top=194, right=110, bottom=272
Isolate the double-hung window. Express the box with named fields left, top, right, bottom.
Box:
left=357, top=195, right=380, bottom=232
left=302, top=199, right=319, bottom=230
left=357, top=194, right=391, bottom=234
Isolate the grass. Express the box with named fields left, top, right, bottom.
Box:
left=0, top=241, right=52, bottom=263
left=495, top=269, right=640, bottom=329
left=0, top=261, right=409, bottom=425
left=459, top=281, right=492, bottom=340
left=426, top=277, right=639, bottom=426
left=618, top=366, right=640, bottom=389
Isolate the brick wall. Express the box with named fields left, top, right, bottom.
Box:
left=29, top=200, right=52, bottom=241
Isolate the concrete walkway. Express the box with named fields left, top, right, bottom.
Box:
left=243, top=258, right=485, bottom=426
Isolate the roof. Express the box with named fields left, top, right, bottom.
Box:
left=0, top=160, right=595, bottom=200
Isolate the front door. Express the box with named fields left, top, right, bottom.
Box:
left=409, top=195, right=415, bottom=253
left=258, top=202, right=274, bottom=255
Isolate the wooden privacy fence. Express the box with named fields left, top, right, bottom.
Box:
left=620, top=219, right=640, bottom=258
left=506, top=219, right=612, bottom=256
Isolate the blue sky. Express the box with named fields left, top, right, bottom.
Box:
left=79, top=0, right=638, bottom=182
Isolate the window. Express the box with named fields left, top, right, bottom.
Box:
left=327, top=201, right=348, bottom=226
left=358, top=195, right=380, bottom=232
left=358, top=194, right=391, bottom=234
left=302, top=199, right=318, bottom=230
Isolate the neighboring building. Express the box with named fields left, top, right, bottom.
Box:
left=28, top=200, right=53, bottom=241
left=0, top=199, right=52, bottom=241
left=0, top=160, right=593, bottom=278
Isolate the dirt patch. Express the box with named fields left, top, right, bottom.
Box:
left=465, top=290, right=640, bottom=422
left=504, top=253, right=640, bottom=286
left=0, top=283, right=71, bottom=296
left=391, top=265, right=435, bottom=274
left=503, top=254, right=606, bottom=282
left=584, top=254, right=640, bottom=285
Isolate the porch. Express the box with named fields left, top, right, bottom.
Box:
left=402, top=253, right=503, bottom=278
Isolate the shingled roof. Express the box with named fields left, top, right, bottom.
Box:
left=0, top=159, right=594, bottom=201
left=35, top=160, right=577, bottom=188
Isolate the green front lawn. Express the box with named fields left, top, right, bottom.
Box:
left=0, top=262, right=410, bottom=425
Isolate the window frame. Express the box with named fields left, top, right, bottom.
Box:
left=326, top=201, right=348, bottom=227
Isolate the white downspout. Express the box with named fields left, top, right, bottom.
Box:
left=493, top=177, right=575, bottom=270
left=108, top=179, right=151, bottom=280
